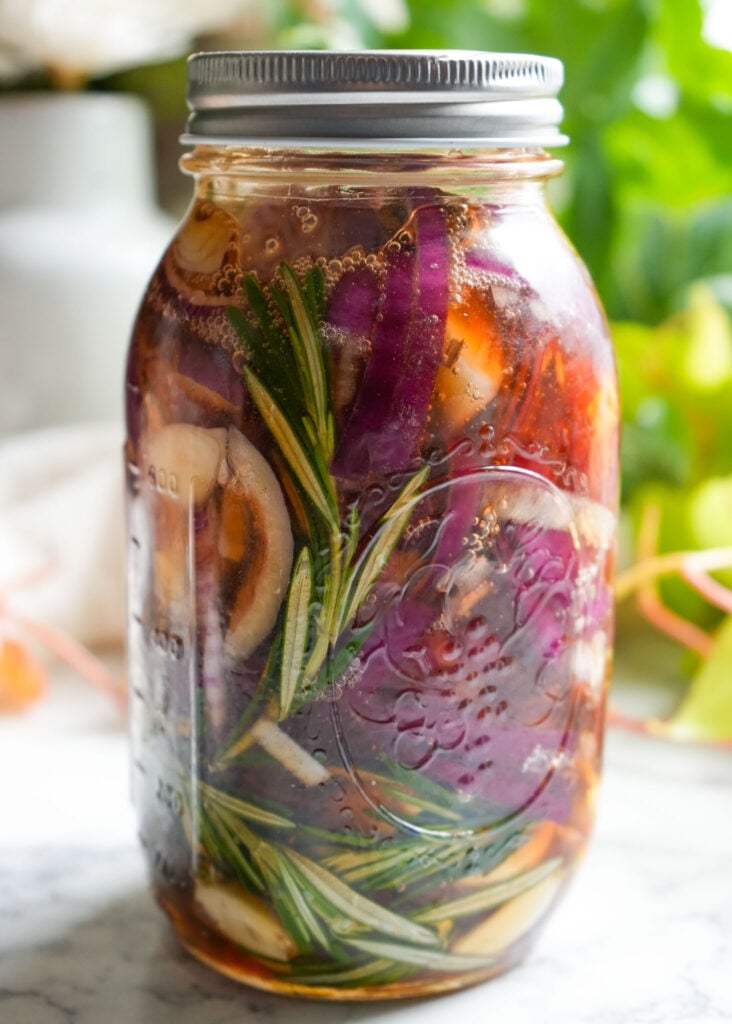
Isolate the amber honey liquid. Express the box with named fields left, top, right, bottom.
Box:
left=126, top=166, right=617, bottom=998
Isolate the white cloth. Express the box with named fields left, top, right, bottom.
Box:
left=0, top=425, right=125, bottom=651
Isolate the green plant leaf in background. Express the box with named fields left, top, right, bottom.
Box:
left=688, top=476, right=732, bottom=590
left=669, top=617, right=732, bottom=743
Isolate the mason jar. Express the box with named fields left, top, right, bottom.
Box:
left=125, top=50, right=618, bottom=1000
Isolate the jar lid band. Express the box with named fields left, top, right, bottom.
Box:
left=183, top=50, right=568, bottom=148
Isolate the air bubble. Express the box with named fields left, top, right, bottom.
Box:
left=264, top=237, right=280, bottom=255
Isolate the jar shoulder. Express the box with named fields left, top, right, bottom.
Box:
left=127, top=187, right=618, bottom=507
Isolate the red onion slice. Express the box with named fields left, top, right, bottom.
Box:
left=330, top=204, right=449, bottom=479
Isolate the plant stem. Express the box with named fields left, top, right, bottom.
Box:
left=607, top=704, right=732, bottom=751
left=615, top=546, right=732, bottom=602
left=4, top=607, right=125, bottom=709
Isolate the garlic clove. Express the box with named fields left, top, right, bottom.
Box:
left=194, top=880, right=297, bottom=962
left=453, top=869, right=563, bottom=957
left=143, top=422, right=225, bottom=506
left=223, top=427, right=294, bottom=659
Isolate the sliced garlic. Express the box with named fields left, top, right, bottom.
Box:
left=224, top=427, right=294, bottom=659
left=453, top=868, right=563, bottom=957
left=434, top=293, right=504, bottom=432
left=435, top=356, right=502, bottom=433
left=143, top=422, right=225, bottom=506
left=172, top=204, right=239, bottom=277
left=163, top=202, right=240, bottom=306
left=482, top=478, right=616, bottom=551
left=194, top=880, right=297, bottom=962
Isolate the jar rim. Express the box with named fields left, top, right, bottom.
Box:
left=184, top=50, right=568, bottom=148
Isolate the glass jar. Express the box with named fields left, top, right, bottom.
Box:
left=126, top=50, right=618, bottom=1000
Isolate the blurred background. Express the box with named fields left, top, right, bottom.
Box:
left=0, top=0, right=730, bottom=744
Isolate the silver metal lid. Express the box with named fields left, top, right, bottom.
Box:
left=183, top=50, right=567, bottom=148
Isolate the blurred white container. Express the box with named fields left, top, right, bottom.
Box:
left=0, top=92, right=173, bottom=434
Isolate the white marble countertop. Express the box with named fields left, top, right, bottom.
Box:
left=2, top=671, right=732, bottom=1024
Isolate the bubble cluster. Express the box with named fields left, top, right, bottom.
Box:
left=293, top=204, right=319, bottom=234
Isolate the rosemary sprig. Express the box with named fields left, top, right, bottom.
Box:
left=413, top=858, right=563, bottom=924
left=198, top=779, right=445, bottom=957
left=282, top=847, right=438, bottom=947
left=292, top=957, right=408, bottom=989
left=338, top=467, right=429, bottom=630
left=201, top=263, right=560, bottom=984
left=242, top=368, right=338, bottom=528
left=226, top=266, right=430, bottom=727
left=344, top=937, right=491, bottom=973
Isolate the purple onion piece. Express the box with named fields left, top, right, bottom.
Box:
left=339, top=587, right=581, bottom=825
left=432, top=475, right=483, bottom=568
left=330, top=249, right=415, bottom=478
left=327, top=266, right=380, bottom=337
left=383, top=205, right=450, bottom=472
left=335, top=504, right=610, bottom=824
left=177, top=337, right=245, bottom=409
left=462, top=248, right=523, bottom=281
left=330, top=204, right=450, bottom=479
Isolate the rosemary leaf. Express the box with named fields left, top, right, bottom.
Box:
left=414, top=858, right=563, bottom=924
left=242, top=367, right=337, bottom=528
left=388, top=466, right=432, bottom=516
left=293, top=958, right=405, bottom=988
left=306, top=264, right=326, bottom=323
left=279, top=547, right=313, bottom=718
left=326, top=411, right=335, bottom=459
left=398, top=833, right=524, bottom=900
left=204, top=804, right=265, bottom=892
left=345, top=937, right=493, bottom=973
left=259, top=858, right=315, bottom=952
left=302, top=416, right=319, bottom=450
left=374, top=762, right=464, bottom=822
left=281, top=264, right=330, bottom=450
left=341, top=466, right=429, bottom=627
left=303, top=529, right=343, bottom=681
left=237, top=280, right=303, bottom=408
left=325, top=832, right=484, bottom=893
left=342, top=505, right=360, bottom=574
left=376, top=780, right=463, bottom=824
left=283, top=848, right=439, bottom=948
left=269, top=850, right=332, bottom=950
left=327, top=844, right=422, bottom=885
left=201, top=781, right=296, bottom=830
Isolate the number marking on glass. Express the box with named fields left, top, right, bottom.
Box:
left=146, top=463, right=180, bottom=499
